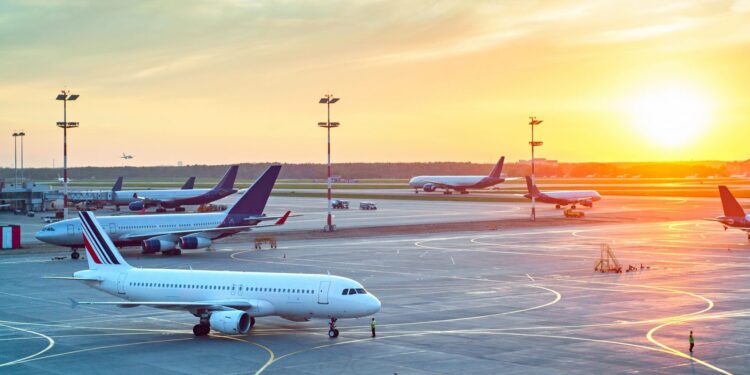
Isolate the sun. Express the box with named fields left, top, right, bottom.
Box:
left=627, top=86, right=713, bottom=148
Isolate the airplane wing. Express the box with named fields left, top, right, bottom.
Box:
left=72, top=299, right=255, bottom=311
left=421, top=180, right=459, bottom=189
left=43, top=276, right=102, bottom=281
left=118, top=211, right=293, bottom=241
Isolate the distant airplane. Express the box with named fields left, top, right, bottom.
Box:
left=706, top=186, right=750, bottom=243
left=524, top=176, right=601, bottom=209
left=121, top=153, right=133, bottom=160
left=114, top=166, right=239, bottom=212
left=46, top=210, right=379, bottom=338
left=36, top=165, right=288, bottom=257
left=409, top=156, right=509, bottom=194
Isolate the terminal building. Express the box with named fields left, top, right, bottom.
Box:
left=0, top=178, right=53, bottom=212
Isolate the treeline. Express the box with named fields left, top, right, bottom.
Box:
left=2, top=160, right=749, bottom=180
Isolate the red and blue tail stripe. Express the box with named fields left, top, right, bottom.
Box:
left=78, top=211, right=127, bottom=266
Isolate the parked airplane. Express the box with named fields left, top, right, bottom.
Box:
left=36, top=165, right=288, bottom=258
left=524, top=176, right=601, bottom=209
left=121, top=153, right=134, bottom=160
left=181, top=176, right=196, bottom=190
left=114, top=165, right=239, bottom=212
left=706, top=186, right=750, bottom=243
left=409, top=156, right=508, bottom=194
left=47, top=211, right=380, bottom=338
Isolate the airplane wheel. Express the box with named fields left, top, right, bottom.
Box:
left=555, top=205, right=561, bottom=209
left=328, top=329, right=337, bottom=338
left=156, top=208, right=166, bottom=213
left=174, top=249, right=182, bottom=256
left=176, top=207, right=186, bottom=212
left=334, top=329, right=339, bottom=337
left=71, top=251, right=80, bottom=260
left=193, top=324, right=210, bottom=336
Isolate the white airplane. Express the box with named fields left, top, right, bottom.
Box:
left=409, top=156, right=509, bottom=194
left=121, top=153, right=134, bottom=160
left=524, top=176, right=601, bottom=209
left=113, top=165, right=239, bottom=212
left=47, top=211, right=380, bottom=338
left=36, top=165, right=289, bottom=258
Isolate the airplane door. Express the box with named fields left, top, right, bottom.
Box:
left=109, top=223, right=116, bottom=235
left=117, top=273, right=127, bottom=294
left=317, top=281, right=330, bottom=304
left=238, top=284, right=243, bottom=296
left=67, top=224, right=74, bottom=234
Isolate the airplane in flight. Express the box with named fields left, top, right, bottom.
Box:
left=47, top=210, right=380, bottom=338
left=36, top=165, right=288, bottom=258
left=121, top=153, right=134, bottom=160
left=706, top=186, right=750, bottom=243
left=113, top=165, right=239, bottom=212
left=409, top=156, right=508, bottom=194
left=524, top=176, right=602, bottom=209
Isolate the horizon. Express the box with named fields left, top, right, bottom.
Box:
left=3, top=1, right=750, bottom=167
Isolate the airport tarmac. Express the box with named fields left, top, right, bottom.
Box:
left=2, top=193, right=724, bottom=246
left=0, top=196, right=748, bottom=374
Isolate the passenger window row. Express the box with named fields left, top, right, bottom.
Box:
left=341, top=288, right=367, bottom=295
left=128, top=282, right=315, bottom=294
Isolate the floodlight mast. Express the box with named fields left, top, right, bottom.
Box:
left=318, top=94, right=340, bottom=232
left=18, top=131, right=25, bottom=181
left=529, top=116, right=543, bottom=221
left=12, top=132, right=19, bottom=186
left=56, top=90, right=79, bottom=219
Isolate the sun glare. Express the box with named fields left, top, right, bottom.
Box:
left=627, top=86, right=712, bottom=148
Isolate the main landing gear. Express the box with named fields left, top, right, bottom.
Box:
left=328, top=317, right=339, bottom=338
left=70, top=248, right=80, bottom=260
left=162, top=249, right=182, bottom=256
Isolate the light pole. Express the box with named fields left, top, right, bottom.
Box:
left=529, top=116, right=543, bottom=221
left=56, top=90, right=80, bottom=219
left=318, top=94, right=340, bottom=232
left=12, top=132, right=19, bottom=186
left=18, top=131, right=25, bottom=182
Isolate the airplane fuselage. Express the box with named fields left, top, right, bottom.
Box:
left=75, top=268, right=381, bottom=321
left=408, top=176, right=504, bottom=190
left=113, top=188, right=236, bottom=208
left=525, top=190, right=602, bottom=206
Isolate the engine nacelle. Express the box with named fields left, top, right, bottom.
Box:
left=581, top=200, right=593, bottom=208
left=128, top=201, right=145, bottom=211
left=142, top=239, right=176, bottom=254
left=423, top=183, right=436, bottom=192
left=180, top=236, right=212, bottom=250
left=210, top=310, right=250, bottom=334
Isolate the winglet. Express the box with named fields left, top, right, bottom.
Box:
left=275, top=211, right=291, bottom=225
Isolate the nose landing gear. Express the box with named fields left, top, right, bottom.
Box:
left=328, top=317, right=339, bottom=338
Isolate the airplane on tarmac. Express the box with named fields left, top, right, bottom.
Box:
left=47, top=210, right=380, bottom=338
left=36, top=165, right=289, bottom=258
left=113, top=165, right=239, bottom=212
left=121, top=153, right=134, bottom=160
left=706, top=186, right=750, bottom=243
left=524, top=176, right=602, bottom=209
left=409, top=156, right=509, bottom=194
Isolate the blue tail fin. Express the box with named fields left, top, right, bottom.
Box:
left=181, top=176, right=196, bottom=190
left=227, top=165, right=281, bottom=216
left=214, top=165, right=239, bottom=191
left=78, top=211, right=130, bottom=269
left=525, top=176, right=542, bottom=197
left=489, top=156, right=505, bottom=179
left=719, top=186, right=745, bottom=217
left=112, top=177, right=123, bottom=192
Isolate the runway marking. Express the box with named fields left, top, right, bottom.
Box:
left=450, top=256, right=455, bottom=265
left=526, top=273, right=535, bottom=281
left=0, top=323, right=55, bottom=368
left=215, top=335, right=275, bottom=375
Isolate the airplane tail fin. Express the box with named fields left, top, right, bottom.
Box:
left=525, top=176, right=543, bottom=198
left=214, top=165, right=239, bottom=191
left=112, top=177, right=123, bottom=192
left=488, top=156, right=505, bottom=179
left=78, top=211, right=131, bottom=270
left=227, top=165, right=281, bottom=217
left=718, top=186, right=745, bottom=217
left=181, top=176, right=196, bottom=190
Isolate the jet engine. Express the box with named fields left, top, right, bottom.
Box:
left=209, top=310, right=251, bottom=334
left=128, top=201, right=145, bottom=211
left=581, top=200, right=593, bottom=208
left=142, top=239, right=176, bottom=254
left=180, top=236, right=212, bottom=250
left=423, top=183, right=436, bottom=192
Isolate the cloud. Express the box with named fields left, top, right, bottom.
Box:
left=582, top=18, right=698, bottom=43
left=731, top=0, right=750, bottom=12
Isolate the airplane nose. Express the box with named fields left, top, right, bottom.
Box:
left=369, top=295, right=382, bottom=315
left=34, top=230, right=45, bottom=241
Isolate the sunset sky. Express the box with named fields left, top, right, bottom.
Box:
left=2, top=0, right=750, bottom=167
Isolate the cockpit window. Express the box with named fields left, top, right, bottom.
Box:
left=348, top=288, right=357, bottom=295
left=356, top=288, right=366, bottom=294
left=342, top=289, right=348, bottom=295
